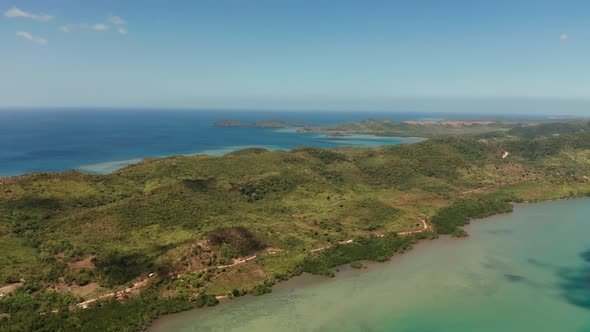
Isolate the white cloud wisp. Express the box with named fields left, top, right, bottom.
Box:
left=16, top=31, right=48, bottom=45
left=5, top=7, right=52, bottom=22
left=60, top=15, right=127, bottom=35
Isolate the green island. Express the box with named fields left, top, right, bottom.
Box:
left=214, top=119, right=310, bottom=128
left=1, top=120, right=590, bottom=331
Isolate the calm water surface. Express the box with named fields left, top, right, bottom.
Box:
left=150, top=199, right=590, bottom=332
left=1, top=109, right=548, bottom=176
left=1, top=110, right=429, bottom=176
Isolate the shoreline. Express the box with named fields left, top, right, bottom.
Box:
left=147, top=196, right=590, bottom=330
left=85, top=132, right=423, bottom=174
left=148, top=231, right=450, bottom=330
left=75, top=219, right=428, bottom=309
left=0, top=134, right=425, bottom=178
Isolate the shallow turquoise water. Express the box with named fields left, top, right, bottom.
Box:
left=149, top=199, right=590, bottom=332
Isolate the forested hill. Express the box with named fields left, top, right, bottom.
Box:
left=1, top=132, right=590, bottom=331
left=506, top=120, right=590, bottom=139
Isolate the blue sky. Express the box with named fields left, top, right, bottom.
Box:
left=2, top=0, right=590, bottom=112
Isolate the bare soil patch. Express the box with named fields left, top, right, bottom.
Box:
left=0, top=283, right=23, bottom=296
left=71, top=282, right=101, bottom=297
left=68, top=256, right=96, bottom=270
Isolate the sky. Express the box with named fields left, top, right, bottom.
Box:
left=2, top=0, right=590, bottom=113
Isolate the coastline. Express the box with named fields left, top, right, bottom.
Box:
left=148, top=233, right=451, bottom=330
left=74, top=219, right=428, bottom=309
left=78, top=134, right=423, bottom=175
left=147, top=196, right=590, bottom=330
left=0, top=134, right=425, bottom=178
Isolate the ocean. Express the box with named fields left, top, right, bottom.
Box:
left=149, top=198, right=590, bottom=332
left=0, top=109, right=547, bottom=177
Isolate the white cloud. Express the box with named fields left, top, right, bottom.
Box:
left=16, top=31, right=48, bottom=45
left=60, top=23, right=110, bottom=32
left=4, top=6, right=52, bottom=22
left=91, top=23, right=110, bottom=31
left=110, top=15, right=128, bottom=35
left=108, top=16, right=126, bottom=25
left=560, top=34, right=569, bottom=42
left=59, top=15, right=127, bottom=35
left=60, top=24, right=76, bottom=32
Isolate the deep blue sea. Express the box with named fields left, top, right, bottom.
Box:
left=0, top=109, right=550, bottom=176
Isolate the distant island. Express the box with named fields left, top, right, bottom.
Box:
left=214, top=119, right=311, bottom=128
left=1, top=119, right=590, bottom=331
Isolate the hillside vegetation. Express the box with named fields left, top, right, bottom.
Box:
left=297, top=118, right=590, bottom=139
left=297, top=118, right=520, bottom=137
left=1, top=130, right=590, bottom=331
left=506, top=120, right=590, bottom=139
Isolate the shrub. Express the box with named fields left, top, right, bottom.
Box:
left=194, top=294, right=218, bottom=308
left=4, top=275, right=20, bottom=284
left=252, top=283, right=272, bottom=296
left=350, top=261, right=363, bottom=269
